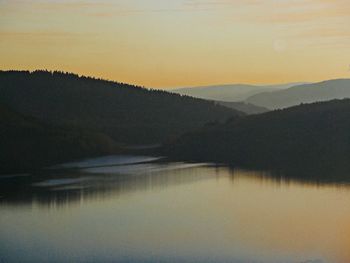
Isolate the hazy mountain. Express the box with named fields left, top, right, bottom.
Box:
left=0, top=70, right=241, bottom=145
left=172, top=83, right=306, bottom=102
left=0, top=103, right=118, bottom=174
left=246, top=79, right=350, bottom=109
left=165, top=99, right=350, bottom=178
left=214, top=101, right=269, bottom=114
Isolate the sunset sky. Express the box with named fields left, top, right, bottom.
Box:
left=1, top=0, right=350, bottom=88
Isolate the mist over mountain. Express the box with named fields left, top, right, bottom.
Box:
left=246, top=79, right=350, bottom=109
left=215, top=101, right=269, bottom=115
left=172, top=83, right=306, bottom=102
left=0, top=70, right=241, bottom=145
left=165, top=99, right=350, bottom=178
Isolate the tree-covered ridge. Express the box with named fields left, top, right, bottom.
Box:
left=0, top=102, right=119, bottom=174
left=165, top=99, right=350, bottom=178
left=0, top=70, right=242, bottom=144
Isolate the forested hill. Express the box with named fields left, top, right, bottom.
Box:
left=165, top=99, right=350, bottom=178
left=0, top=103, right=119, bottom=173
left=0, top=70, right=241, bottom=144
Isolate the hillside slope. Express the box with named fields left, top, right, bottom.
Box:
left=246, top=79, right=350, bottom=109
left=0, top=70, right=241, bottom=144
left=165, top=99, right=350, bottom=178
left=0, top=103, right=119, bottom=174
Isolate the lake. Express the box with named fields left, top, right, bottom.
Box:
left=0, top=155, right=349, bottom=263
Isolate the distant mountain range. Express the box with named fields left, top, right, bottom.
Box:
left=246, top=79, right=350, bottom=109
left=172, top=83, right=306, bottom=102
left=172, top=79, right=350, bottom=111
left=0, top=71, right=241, bottom=146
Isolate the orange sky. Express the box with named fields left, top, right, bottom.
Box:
left=1, top=0, right=350, bottom=88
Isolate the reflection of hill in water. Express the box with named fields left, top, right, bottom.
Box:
left=0, top=162, right=218, bottom=207
left=238, top=160, right=350, bottom=187
left=1, top=161, right=350, bottom=208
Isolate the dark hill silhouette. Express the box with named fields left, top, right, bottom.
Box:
left=0, top=70, right=241, bottom=145
left=246, top=79, right=350, bottom=109
left=165, top=99, right=350, bottom=178
left=0, top=103, right=119, bottom=174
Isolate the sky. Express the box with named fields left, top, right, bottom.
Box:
left=0, top=0, right=350, bottom=88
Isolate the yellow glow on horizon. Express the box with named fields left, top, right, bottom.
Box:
left=0, top=0, right=350, bottom=88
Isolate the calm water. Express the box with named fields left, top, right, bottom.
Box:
left=1, top=155, right=350, bottom=263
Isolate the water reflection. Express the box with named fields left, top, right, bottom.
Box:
left=1, top=156, right=350, bottom=263
left=227, top=167, right=350, bottom=189
left=0, top=162, right=217, bottom=207
left=1, top=159, right=350, bottom=208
